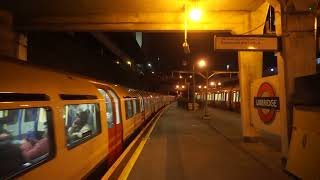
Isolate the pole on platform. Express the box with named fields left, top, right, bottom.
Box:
left=193, top=65, right=196, bottom=111
left=203, top=70, right=210, bottom=119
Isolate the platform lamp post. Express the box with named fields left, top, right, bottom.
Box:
left=197, top=59, right=210, bottom=119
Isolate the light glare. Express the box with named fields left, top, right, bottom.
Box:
left=190, top=8, right=202, bottom=21
left=198, top=59, right=206, bottom=68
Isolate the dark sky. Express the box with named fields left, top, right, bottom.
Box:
left=27, top=32, right=279, bottom=92
left=142, top=32, right=238, bottom=73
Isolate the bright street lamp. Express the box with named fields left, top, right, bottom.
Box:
left=198, top=59, right=206, bottom=68
left=190, top=8, right=202, bottom=21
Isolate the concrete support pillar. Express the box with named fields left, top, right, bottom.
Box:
left=0, top=10, right=27, bottom=60
left=279, top=13, right=317, bottom=157
left=238, top=2, right=268, bottom=141
left=282, top=14, right=317, bottom=98
left=239, top=52, right=262, bottom=141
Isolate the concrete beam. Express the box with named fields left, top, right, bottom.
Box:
left=0, top=10, right=27, bottom=60
left=91, top=32, right=130, bottom=61
left=15, top=11, right=249, bottom=33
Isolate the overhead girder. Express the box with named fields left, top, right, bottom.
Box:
left=15, top=11, right=250, bottom=33
left=0, top=0, right=270, bottom=33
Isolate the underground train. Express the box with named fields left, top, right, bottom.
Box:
left=196, top=84, right=241, bottom=112
left=0, top=57, right=175, bottom=180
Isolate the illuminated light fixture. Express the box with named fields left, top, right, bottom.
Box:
left=204, top=86, right=207, bottom=89
left=176, top=85, right=180, bottom=89
left=198, top=85, right=202, bottom=89
left=198, top=59, right=206, bottom=68
left=114, top=85, right=118, bottom=87
left=116, top=61, right=120, bottom=64
left=182, top=41, right=190, bottom=54
left=189, top=75, right=193, bottom=79
left=190, top=8, right=202, bottom=21
left=270, top=68, right=275, bottom=72
left=147, top=63, right=152, bottom=67
left=210, top=82, right=215, bottom=86
left=152, top=71, right=155, bottom=74
left=127, top=60, right=132, bottom=66
left=248, top=46, right=256, bottom=50
left=179, top=75, right=183, bottom=79
left=218, top=82, right=222, bottom=86
left=182, top=85, right=185, bottom=89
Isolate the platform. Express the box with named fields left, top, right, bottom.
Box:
left=124, top=103, right=291, bottom=180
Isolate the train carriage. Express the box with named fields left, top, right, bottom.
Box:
left=0, top=57, right=174, bottom=180
left=0, top=59, right=109, bottom=179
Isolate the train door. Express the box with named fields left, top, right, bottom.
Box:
left=97, top=88, right=123, bottom=157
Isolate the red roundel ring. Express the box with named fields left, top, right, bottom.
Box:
left=256, top=82, right=276, bottom=124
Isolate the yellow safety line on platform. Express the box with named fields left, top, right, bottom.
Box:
left=101, top=105, right=169, bottom=180
left=118, top=106, right=167, bottom=180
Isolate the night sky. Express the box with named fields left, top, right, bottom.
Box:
left=27, top=32, right=276, bottom=92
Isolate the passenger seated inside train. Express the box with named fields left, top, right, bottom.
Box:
left=64, top=104, right=100, bottom=146
left=20, top=130, right=49, bottom=161
left=0, top=107, right=51, bottom=179
left=0, top=118, right=24, bottom=178
left=67, top=110, right=92, bottom=142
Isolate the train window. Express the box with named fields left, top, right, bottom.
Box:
left=98, top=89, right=114, bottom=128
left=64, top=103, right=101, bottom=148
left=125, top=100, right=133, bottom=119
left=0, top=93, right=50, bottom=102
left=107, top=90, right=121, bottom=125
left=136, top=99, right=141, bottom=113
left=226, top=93, right=229, bottom=102
left=60, top=94, right=97, bottom=100
left=140, top=99, right=144, bottom=112
left=0, top=107, right=53, bottom=179
left=132, top=99, right=137, bottom=115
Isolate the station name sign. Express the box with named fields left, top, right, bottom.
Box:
left=254, top=97, right=280, bottom=110
left=214, top=35, right=280, bottom=52
left=254, top=82, right=280, bottom=124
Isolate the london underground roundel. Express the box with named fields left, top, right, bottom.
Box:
left=254, top=82, right=280, bottom=124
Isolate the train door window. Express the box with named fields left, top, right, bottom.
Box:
left=0, top=107, right=54, bottom=179
left=64, top=103, right=101, bottom=148
left=135, top=99, right=141, bottom=113
left=107, top=90, right=121, bottom=125
left=125, top=100, right=133, bottom=119
left=226, top=93, right=229, bottom=102
left=132, top=99, right=137, bottom=115
left=98, top=89, right=114, bottom=128
left=140, top=99, right=144, bottom=112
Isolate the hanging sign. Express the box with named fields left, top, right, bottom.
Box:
left=214, top=35, right=280, bottom=51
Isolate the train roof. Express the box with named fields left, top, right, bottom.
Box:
left=0, top=57, right=100, bottom=101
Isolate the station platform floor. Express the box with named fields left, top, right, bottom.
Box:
left=126, top=103, right=292, bottom=180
